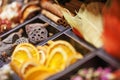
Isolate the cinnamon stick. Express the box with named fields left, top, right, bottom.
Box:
left=17, top=29, right=23, bottom=35
left=62, top=20, right=69, bottom=27
left=57, top=19, right=69, bottom=27
left=41, top=9, right=69, bottom=27
left=41, top=9, right=61, bottom=23
left=41, top=1, right=63, bottom=18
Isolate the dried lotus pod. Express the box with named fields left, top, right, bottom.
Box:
left=20, top=1, right=40, bottom=23
left=2, top=29, right=23, bottom=44
left=2, top=34, right=19, bottom=44
left=25, top=23, right=48, bottom=34
left=28, top=26, right=48, bottom=44
left=26, top=23, right=48, bottom=44
left=25, top=23, right=43, bottom=34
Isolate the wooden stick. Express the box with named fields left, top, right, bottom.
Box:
left=42, top=23, right=49, bottom=27
left=17, top=29, right=23, bottom=35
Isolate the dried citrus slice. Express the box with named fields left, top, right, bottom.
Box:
left=14, top=43, right=40, bottom=61
left=12, top=47, right=32, bottom=61
left=10, top=47, right=32, bottom=75
left=46, top=40, right=77, bottom=71
left=19, top=59, right=40, bottom=79
left=38, top=50, right=46, bottom=64
left=47, top=40, right=54, bottom=45
left=10, top=58, right=22, bottom=74
left=46, top=47, right=68, bottom=71
left=47, top=40, right=76, bottom=57
left=11, top=43, right=40, bottom=74
left=66, top=53, right=83, bottom=66
left=24, top=66, right=56, bottom=80
left=37, top=46, right=48, bottom=64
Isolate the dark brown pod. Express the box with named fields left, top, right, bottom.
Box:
left=15, top=37, right=29, bottom=45
left=25, top=23, right=48, bottom=44
left=2, top=29, right=23, bottom=44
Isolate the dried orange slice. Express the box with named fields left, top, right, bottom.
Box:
left=12, top=47, right=32, bottom=61
left=10, top=43, right=40, bottom=74
left=19, top=59, right=40, bottom=79
left=46, top=40, right=77, bottom=71
left=24, top=66, right=56, bottom=80
left=14, top=43, right=40, bottom=61
left=37, top=46, right=48, bottom=64
left=10, top=47, right=32, bottom=74
left=66, top=53, right=83, bottom=66
left=47, top=40, right=76, bottom=57
left=10, top=58, right=22, bottom=75
left=46, top=47, right=67, bottom=71
left=47, top=40, right=54, bottom=45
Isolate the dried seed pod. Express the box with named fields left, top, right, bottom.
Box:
left=25, top=23, right=48, bottom=44
left=2, top=34, right=19, bottom=44
left=15, top=37, right=29, bottom=45
left=2, top=29, right=23, bottom=44
left=0, top=43, right=16, bottom=58
left=28, top=26, right=48, bottom=44
left=25, top=23, right=44, bottom=34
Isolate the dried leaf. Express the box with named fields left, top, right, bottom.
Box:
left=61, top=5, right=103, bottom=48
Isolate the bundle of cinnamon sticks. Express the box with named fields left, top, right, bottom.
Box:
left=40, top=1, right=69, bottom=27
